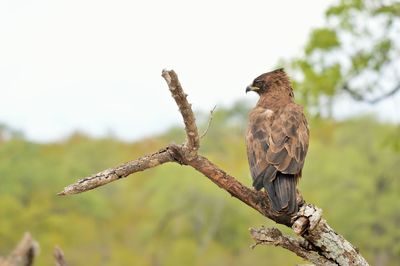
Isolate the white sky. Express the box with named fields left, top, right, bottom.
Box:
left=1, top=0, right=398, bottom=142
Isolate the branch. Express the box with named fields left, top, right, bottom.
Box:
left=58, top=70, right=369, bottom=265
left=250, top=226, right=336, bottom=266
left=162, top=69, right=199, bottom=153
left=293, top=205, right=368, bottom=265
left=200, top=105, right=216, bottom=139
left=54, top=246, right=67, bottom=266
left=58, top=147, right=174, bottom=195
left=0, top=232, right=39, bottom=266
left=342, top=82, right=400, bottom=104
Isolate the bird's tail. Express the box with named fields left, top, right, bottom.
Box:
left=263, top=171, right=298, bottom=216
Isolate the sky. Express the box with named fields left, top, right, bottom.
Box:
left=1, top=0, right=398, bottom=142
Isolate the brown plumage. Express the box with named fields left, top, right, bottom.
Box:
left=245, top=68, right=309, bottom=221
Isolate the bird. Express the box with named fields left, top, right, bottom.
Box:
left=245, top=68, right=309, bottom=224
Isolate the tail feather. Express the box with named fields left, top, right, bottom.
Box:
left=262, top=171, right=298, bottom=215
left=252, top=165, right=277, bottom=191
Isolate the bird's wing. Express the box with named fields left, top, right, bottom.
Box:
left=246, top=104, right=309, bottom=189
left=246, top=108, right=270, bottom=181
left=267, top=104, right=309, bottom=176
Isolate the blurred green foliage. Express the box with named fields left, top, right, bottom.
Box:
left=1, top=1, right=400, bottom=265
left=288, top=0, right=400, bottom=115
left=0, top=105, right=399, bottom=265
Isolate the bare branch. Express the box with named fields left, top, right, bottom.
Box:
left=185, top=154, right=286, bottom=223
left=250, top=226, right=336, bottom=266
left=58, top=147, right=174, bottom=195
left=54, top=246, right=67, bottom=266
left=162, top=69, right=199, bottom=152
left=200, top=105, right=217, bottom=139
left=294, top=205, right=368, bottom=266
left=0, top=232, right=39, bottom=266
left=342, top=82, right=400, bottom=104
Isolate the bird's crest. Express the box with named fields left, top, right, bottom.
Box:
left=265, top=68, right=289, bottom=82
left=252, top=68, right=293, bottom=97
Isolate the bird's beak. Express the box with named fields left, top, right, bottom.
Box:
left=246, top=85, right=260, bottom=93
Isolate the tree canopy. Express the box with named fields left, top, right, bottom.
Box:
left=288, top=0, right=400, bottom=115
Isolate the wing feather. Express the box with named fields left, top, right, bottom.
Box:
left=246, top=103, right=309, bottom=186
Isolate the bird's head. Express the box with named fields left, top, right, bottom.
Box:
left=246, top=68, right=291, bottom=96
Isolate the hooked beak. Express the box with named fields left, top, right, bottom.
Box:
left=246, top=85, right=260, bottom=93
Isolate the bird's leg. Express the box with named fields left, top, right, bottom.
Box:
left=296, top=188, right=305, bottom=208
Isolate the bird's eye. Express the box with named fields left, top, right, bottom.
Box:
left=254, top=80, right=263, bottom=88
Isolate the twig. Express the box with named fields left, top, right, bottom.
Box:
left=200, top=105, right=217, bottom=139
left=54, top=246, right=67, bottom=266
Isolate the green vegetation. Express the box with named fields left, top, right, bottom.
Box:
left=1, top=1, right=399, bottom=265
left=287, top=0, right=400, bottom=115
left=0, top=107, right=399, bottom=265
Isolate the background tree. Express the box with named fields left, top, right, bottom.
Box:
left=288, top=0, right=400, bottom=116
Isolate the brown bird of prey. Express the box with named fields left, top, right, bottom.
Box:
left=245, top=68, right=309, bottom=223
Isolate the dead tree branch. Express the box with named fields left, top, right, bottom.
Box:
left=0, top=232, right=39, bottom=266
left=250, top=226, right=336, bottom=266
left=58, top=70, right=369, bottom=265
left=54, top=246, right=67, bottom=266
left=57, top=148, right=174, bottom=195
left=162, top=69, right=199, bottom=154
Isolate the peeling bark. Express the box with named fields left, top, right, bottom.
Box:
left=299, top=206, right=368, bottom=265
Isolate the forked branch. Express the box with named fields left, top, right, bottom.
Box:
left=250, top=226, right=336, bottom=266
left=58, top=70, right=369, bottom=266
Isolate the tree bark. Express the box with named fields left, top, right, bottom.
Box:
left=58, top=70, right=369, bottom=266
